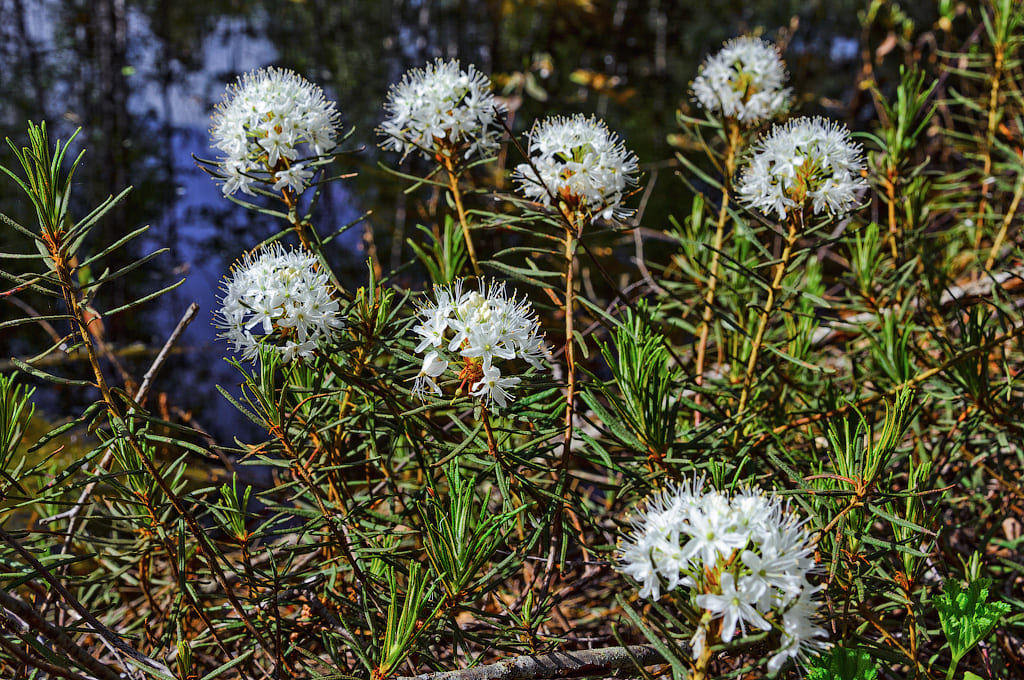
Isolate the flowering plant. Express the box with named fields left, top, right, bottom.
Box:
left=617, top=480, right=828, bottom=673
left=378, top=58, right=506, bottom=161
left=2, top=9, right=1021, bottom=680
left=411, top=278, right=546, bottom=409
left=691, top=37, right=791, bottom=124
left=514, top=113, right=639, bottom=222
left=215, top=243, right=344, bottom=362
left=737, top=116, right=868, bottom=220
left=209, top=66, right=341, bottom=196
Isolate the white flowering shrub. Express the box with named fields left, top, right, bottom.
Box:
left=209, top=66, right=341, bottom=196
left=378, top=58, right=506, bottom=161
left=514, top=113, right=640, bottom=221
left=215, top=244, right=344, bottom=362
left=617, top=480, right=828, bottom=673
left=737, top=116, right=869, bottom=219
left=2, top=7, right=1022, bottom=680
left=692, top=36, right=791, bottom=123
left=411, top=279, right=546, bottom=409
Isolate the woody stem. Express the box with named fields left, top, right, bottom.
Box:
left=694, top=120, right=742, bottom=425
left=443, top=154, right=482, bottom=277
left=734, top=215, right=801, bottom=434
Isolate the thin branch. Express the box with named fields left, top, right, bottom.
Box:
left=40, top=302, right=199, bottom=531
left=0, top=623, right=101, bottom=680
left=0, top=586, right=159, bottom=680
left=393, top=644, right=665, bottom=680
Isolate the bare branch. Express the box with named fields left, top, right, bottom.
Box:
left=394, top=644, right=665, bottom=680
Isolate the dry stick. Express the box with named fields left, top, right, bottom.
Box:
left=393, top=644, right=664, bottom=680
left=43, top=308, right=231, bottom=651
left=442, top=153, right=482, bottom=277
left=694, top=121, right=742, bottom=426
left=0, top=528, right=171, bottom=677
left=38, top=304, right=210, bottom=644
left=733, top=216, right=801, bottom=430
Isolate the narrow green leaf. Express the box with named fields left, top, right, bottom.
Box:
left=102, top=278, right=185, bottom=316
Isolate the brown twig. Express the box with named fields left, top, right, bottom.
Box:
left=393, top=644, right=664, bottom=680
left=442, top=153, right=482, bottom=276
left=0, top=527, right=171, bottom=677
left=41, top=302, right=200, bottom=529
left=694, top=119, right=742, bottom=425
left=0, top=614, right=117, bottom=680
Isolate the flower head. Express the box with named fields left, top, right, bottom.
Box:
left=692, top=37, right=791, bottom=123
left=616, top=480, right=828, bottom=672
left=210, top=67, right=341, bottom=196
left=514, top=114, right=640, bottom=221
left=737, top=116, right=868, bottom=220
left=411, top=279, right=546, bottom=410
left=379, top=58, right=506, bottom=161
left=215, top=244, right=344, bottom=363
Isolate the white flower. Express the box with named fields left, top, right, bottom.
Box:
left=469, top=364, right=521, bottom=409
left=514, top=114, right=640, bottom=221
left=616, top=479, right=703, bottom=600
left=273, top=163, right=313, bottom=193
left=737, top=116, right=868, bottom=220
left=615, top=481, right=828, bottom=668
left=379, top=58, right=506, bottom=161
left=695, top=572, right=771, bottom=643
left=413, top=351, right=448, bottom=396
left=692, top=37, right=791, bottom=123
left=767, top=586, right=830, bottom=673
left=410, top=278, right=546, bottom=409
left=210, top=67, right=341, bottom=196
left=681, top=492, right=750, bottom=565
left=215, top=244, right=344, bottom=362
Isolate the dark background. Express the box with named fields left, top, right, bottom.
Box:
left=0, top=0, right=937, bottom=444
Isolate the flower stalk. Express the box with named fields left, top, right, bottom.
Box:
left=441, top=152, right=482, bottom=276
left=734, top=215, right=801, bottom=425
left=694, top=119, right=742, bottom=424
left=560, top=213, right=581, bottom=467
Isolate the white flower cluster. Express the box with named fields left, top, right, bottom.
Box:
left=216, top=244, right=344, bottom=363
left=379, top=58, right=507, bottom=161
left=737, top=116, right=868, bottom=220
left=616, top=479, right=828, bottom=673
left=210, top=67, right=341, bottom=196
left=514, top=114, right=640, bottom=221
left=411, top=279, right=546, bottom=409
left=692, top=37, right=791, bottom=123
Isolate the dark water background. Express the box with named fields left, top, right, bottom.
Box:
left=0, top=0, right=920, bottom=445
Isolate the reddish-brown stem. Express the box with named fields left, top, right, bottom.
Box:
left=481, top=407, right=499, bottom=457
left=694, top=120, right=742, bottom=425
left=442, top=153, right=482, bottom=276
left=48, top=251, right=279, bottom=667
left=733, top=215, right=801, bottom=434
